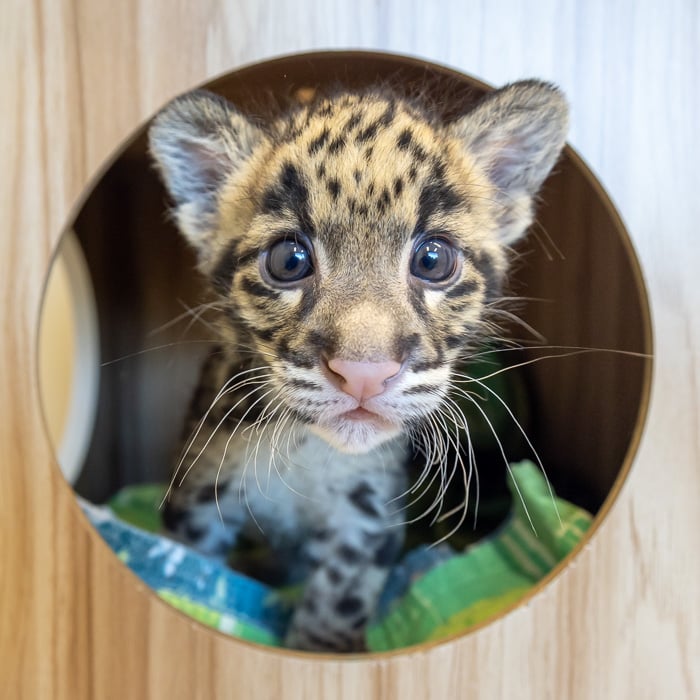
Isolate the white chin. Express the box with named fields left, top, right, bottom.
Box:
left=310, top=416, right=402, bottom=454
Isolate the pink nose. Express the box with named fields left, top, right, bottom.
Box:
left=326, top=358, right=402, bottom=401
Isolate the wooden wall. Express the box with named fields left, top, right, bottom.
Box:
left=1, top=2, right=698, bottom=698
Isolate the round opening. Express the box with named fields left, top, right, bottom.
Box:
left=40, top=51, right=652, bottom=655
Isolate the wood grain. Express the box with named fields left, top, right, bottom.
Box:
left=1, top=1, right=698, bottom=698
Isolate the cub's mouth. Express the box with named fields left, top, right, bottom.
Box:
left=342, top=407, right=377, bottom=421
left=310, top=402, right=404, bottom=454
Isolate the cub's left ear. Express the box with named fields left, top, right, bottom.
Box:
left=451, top=80, right=569, bottom=244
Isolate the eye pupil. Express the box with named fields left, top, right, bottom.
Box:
left=421, top=250, right=439, bottom=270
left=285, top=251, right=304, bottom=271
left=266, top=238, right=313, bottom=283
left=411, top=238, right=458, bottom=283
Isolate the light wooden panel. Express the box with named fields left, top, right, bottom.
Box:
left=1, top=1, right=698, bottom=699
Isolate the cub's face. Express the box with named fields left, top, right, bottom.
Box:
left=149, top=84, right=568, bottom=453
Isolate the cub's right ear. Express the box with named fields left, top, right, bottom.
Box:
left=148, top=90, right=265, bottom=257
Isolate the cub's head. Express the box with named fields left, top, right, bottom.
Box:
left=149, top=83, right=568, bottom=453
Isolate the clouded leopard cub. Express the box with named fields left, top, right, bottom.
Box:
left=149, top=80, right=568, bottom=652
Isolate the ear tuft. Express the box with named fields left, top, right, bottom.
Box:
left=148, top=90, right=264, bottom=254
left=452, top=80, right=569, bottom=243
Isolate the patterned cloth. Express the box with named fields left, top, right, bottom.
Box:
left=81, top=460, right=591, bottom=650
left=80, top=497, right=289, bottom=645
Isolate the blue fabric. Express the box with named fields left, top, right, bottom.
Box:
left=80, top=499, right=290, bottom=639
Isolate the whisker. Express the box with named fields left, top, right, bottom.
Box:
left=147, top=299, right=225, bottom=337
left=160, top=369, right=275, bottom=507
left=433, top=396, right=474, bottom=543
left=101, top=339, right=223, bottom=367
left=454, top=346, right=651, bottom=383
left=174, top=382, right=274, bottom=493
left=457, top=390, right=536, bottom=534
left=165, top=370, right=274, bottom=494
left=467, top=377, right=561, bottom=526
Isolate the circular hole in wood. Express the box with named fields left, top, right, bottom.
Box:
left=40, top=51, right=652, bottom=655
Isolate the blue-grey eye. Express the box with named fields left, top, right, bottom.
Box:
left=266, top=238, right=313, bottom=283
left=410, top=238, right=458, bottom=283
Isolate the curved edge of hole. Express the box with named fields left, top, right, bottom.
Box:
left=39, top=231, right=100, bottom=484
left=35, top=49, right=655, bottom=662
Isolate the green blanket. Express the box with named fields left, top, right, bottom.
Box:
left=366, top=460, right=591, bottom=650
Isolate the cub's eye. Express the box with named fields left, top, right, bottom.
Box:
left=410, top=238, right=459, bottom=284
left=265, top=238, right=313, bottom=284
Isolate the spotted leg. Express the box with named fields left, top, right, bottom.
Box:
left=285, top=482, right=405, bottom=652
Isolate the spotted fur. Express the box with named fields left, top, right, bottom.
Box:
left=149, top=81, right=568, bottom=651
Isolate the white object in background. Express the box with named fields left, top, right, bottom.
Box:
left=39, top=231, right=99, bottom=485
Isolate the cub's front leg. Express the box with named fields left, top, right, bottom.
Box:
left=286, top=478, right=406, bottom=652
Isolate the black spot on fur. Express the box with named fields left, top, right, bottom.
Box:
left=327, top=179, right=341, bottom=199
left=281, top=163, right=307, bottom=199
left=393, top=177, right=404, bottom=198
left=196, top=483, right=219, bottom=503
left=408, top=165, right=418, bottom=183
left=252, top=327, right=276, bottom=342
left=233, top=247, right=259, bottom=269
left=364, top=146, right=374, bottom=161
left=312, top=527, right=331, bottom=541
left=326, top=567, right=343, bottom=585
left=263, top=163, right=314, bottom=235
left=328, top=135, right=346, bottom=154
left=296, top=286, right=316, bottom=321
left=308, top=128, right=330, bottom=154
left=354, top=169, right=362, bottom=184
left=250, top=318, right=285, bottom=337
left=403, top=383, right=438, bottom=396
left=397, top=128, right=413, bottom=150
left=278, top=336, right=315, bottom=368
left=379, top=101, right=396, bottom=127
left=445, top=334, right=465, bottom=349
left=356, top=121, right=379, bottom=143
left=416, top=182, right=463, bottom=232
left=366, top=183, right=375, bottom=197
left=445, top=279, right=480, bottom=298
left=184, top=522, right=205, bottom=541
left=344, top=111, right=363, bottom=132
left=241, top=277, right=280, bottom=299
left=412, top=354, right=444, bottom=372
left=348, top=482, right=381, bottom=518
left=373, top=533, right=402, bottom=567
left=335, top=596, right=363, bottom=617
left=337, top=544, right=362, bottom=565
left=379, top=187, right=391, bottom=210
left=411, top=143, right=428, bottom=162
left=474, top=251, right=501, bottom=302
left=161, top=502, right=186, bottom=531
left=407, top=284, right=427, bottom=318
left=432, top=158, right=447, bottom=180
left=358, top=204, right=369, bottom=217
left=261, top=187, right=286, bottom=215
left=288, top=378, right=321, bottom=391
left=210, top=240, right=239, bottom=295
left=316, top=163, right=326, bottom=179
left=305, top=329, right=337, bottom=356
